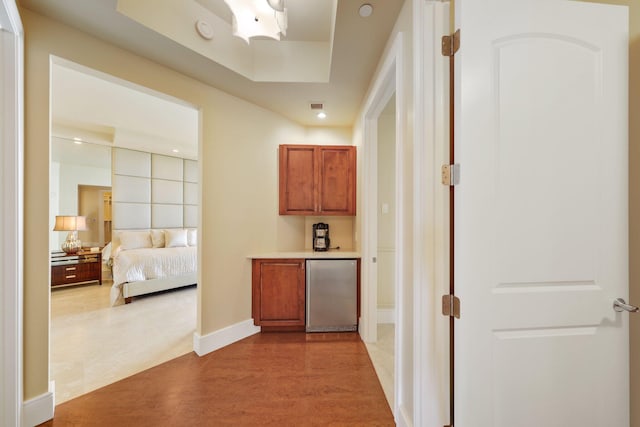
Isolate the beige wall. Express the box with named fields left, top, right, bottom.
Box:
left=21, top=8, right=352, bottom=400
left=377, top=105, right=396, bottom=310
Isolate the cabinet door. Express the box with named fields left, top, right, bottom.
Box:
left=279, top=144, right=356, bottom=216
left=279, top=145, right=317, bottom=215
left=252, top=259, right=305, bottom=327
left=317, top=146, right=356, bottom=215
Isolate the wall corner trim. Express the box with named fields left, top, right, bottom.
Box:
left=22, top=381, right=55, bottom=427
left=193, top=319, right=261, bottom=356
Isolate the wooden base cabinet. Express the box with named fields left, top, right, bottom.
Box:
left=51, top=251, right=102, bottom=288
left=252, top=259, right=305, bottom=330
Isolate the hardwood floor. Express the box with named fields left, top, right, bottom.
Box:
left=40, top=332, right=395, bottom=426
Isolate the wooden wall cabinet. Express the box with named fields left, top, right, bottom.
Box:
left=252, top=259, right=306, bottom=330
left=279, top=145, right=356, bottom=216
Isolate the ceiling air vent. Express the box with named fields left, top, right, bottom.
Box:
left=310, top=103, right=324, bottom=110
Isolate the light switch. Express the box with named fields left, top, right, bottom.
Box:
left=381, top=203, right=389, bottom=214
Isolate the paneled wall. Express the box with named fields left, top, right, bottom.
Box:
left=112, top=147, right=197, bottom=230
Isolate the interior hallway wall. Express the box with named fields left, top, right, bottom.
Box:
left=21, top=7, right=352, bottom=401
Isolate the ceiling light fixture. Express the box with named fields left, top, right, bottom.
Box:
left=223, top=0, right=288, bottom=44
left=172, top=149, right=180, bottom=153
left=73, top=137, right=83, bottom=144
left=266, top=0, right=285, bottom=12
left=317, top=112, right=327, bottom=119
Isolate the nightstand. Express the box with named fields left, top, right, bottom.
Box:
left=51, top=250, right=102, bottom=288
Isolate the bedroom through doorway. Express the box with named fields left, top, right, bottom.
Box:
left=49, top=58, right=200, bottom=404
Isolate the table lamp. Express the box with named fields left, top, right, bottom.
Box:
left=53, top=215, right=87, bottom=254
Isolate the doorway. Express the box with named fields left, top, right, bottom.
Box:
left=360, top=32, right=404, bottom=418
left=371, top=94, right=397, bottom=406
left=78, top=185, right=111, bottom=247
left=49, top=58, right=200, bottom=404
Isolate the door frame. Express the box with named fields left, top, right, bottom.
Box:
left=360, top=31, right=403, bottom=416
left=361, top=1, right=450, bottom=425
left=412, top=1, right=450, bottom=426
left=0, top=0, right=23, bottom=426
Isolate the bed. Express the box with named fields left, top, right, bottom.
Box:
left=110, top=229, right=197, bottom=305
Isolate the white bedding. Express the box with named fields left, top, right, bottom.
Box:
left=111, top=246, right=197, bottom=304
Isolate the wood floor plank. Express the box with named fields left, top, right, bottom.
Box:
left=40, top=332, right=395, bottom=426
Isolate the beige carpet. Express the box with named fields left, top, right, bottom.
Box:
left=50, top=282, right=196, bottom=403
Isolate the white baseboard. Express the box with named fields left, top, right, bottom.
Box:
left=396, top=403, right=413, bottom=427
left=193, top=319, right=261, bottom=356
left=377, top=308, right=396, bottom=324
left=22, top=381, right=55, bottom=427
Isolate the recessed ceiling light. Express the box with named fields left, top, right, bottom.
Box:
left=317, top=112, right=327, bottom=119
left=359, top=3, right=373, bottom=18
left=73, top=137, right=83, bottom=144
left=172, top=149, right=180, bottom=153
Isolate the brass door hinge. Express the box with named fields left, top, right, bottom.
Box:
left=441, top=29, right=460, bottom=56
left=442, top=295, right=460, bottom=318
left=441, top=164, right=460, bottom=186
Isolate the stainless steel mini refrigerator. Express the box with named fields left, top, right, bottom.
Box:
left=306, top=259, right=358, bottom=332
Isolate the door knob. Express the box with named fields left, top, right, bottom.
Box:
left=613, top=298, right=639, bottom=313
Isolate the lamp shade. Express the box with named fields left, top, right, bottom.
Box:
left=53, top=215, right=88, bottom=231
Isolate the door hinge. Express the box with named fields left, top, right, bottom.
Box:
left=441, top=29, right=460, bottom=57
left=441, top=164, right=460, bottom=186
left=442, top=295, right=460, bottom=318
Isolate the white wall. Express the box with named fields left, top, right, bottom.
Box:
left=0, top=3, right=23, bottom=425
left=50, top=162, right=111, bottom=250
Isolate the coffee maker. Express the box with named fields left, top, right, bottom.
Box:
left=312, top=223, right=330, bottom=251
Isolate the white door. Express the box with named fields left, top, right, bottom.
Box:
left=454, top=1, right=629, bottom=426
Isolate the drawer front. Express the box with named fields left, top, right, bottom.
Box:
left=51, top=262, right=100, bottom=286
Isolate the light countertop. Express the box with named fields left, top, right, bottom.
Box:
left=248, top=250, right=361, bottom=259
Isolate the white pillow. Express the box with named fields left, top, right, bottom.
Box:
left=119, top=231, right=152, bottom=250
left=165, top=229, right=188, bottom=248
left=187, top=228, right=197, bottom=247
left=150, top=229, right=165, bottom=248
